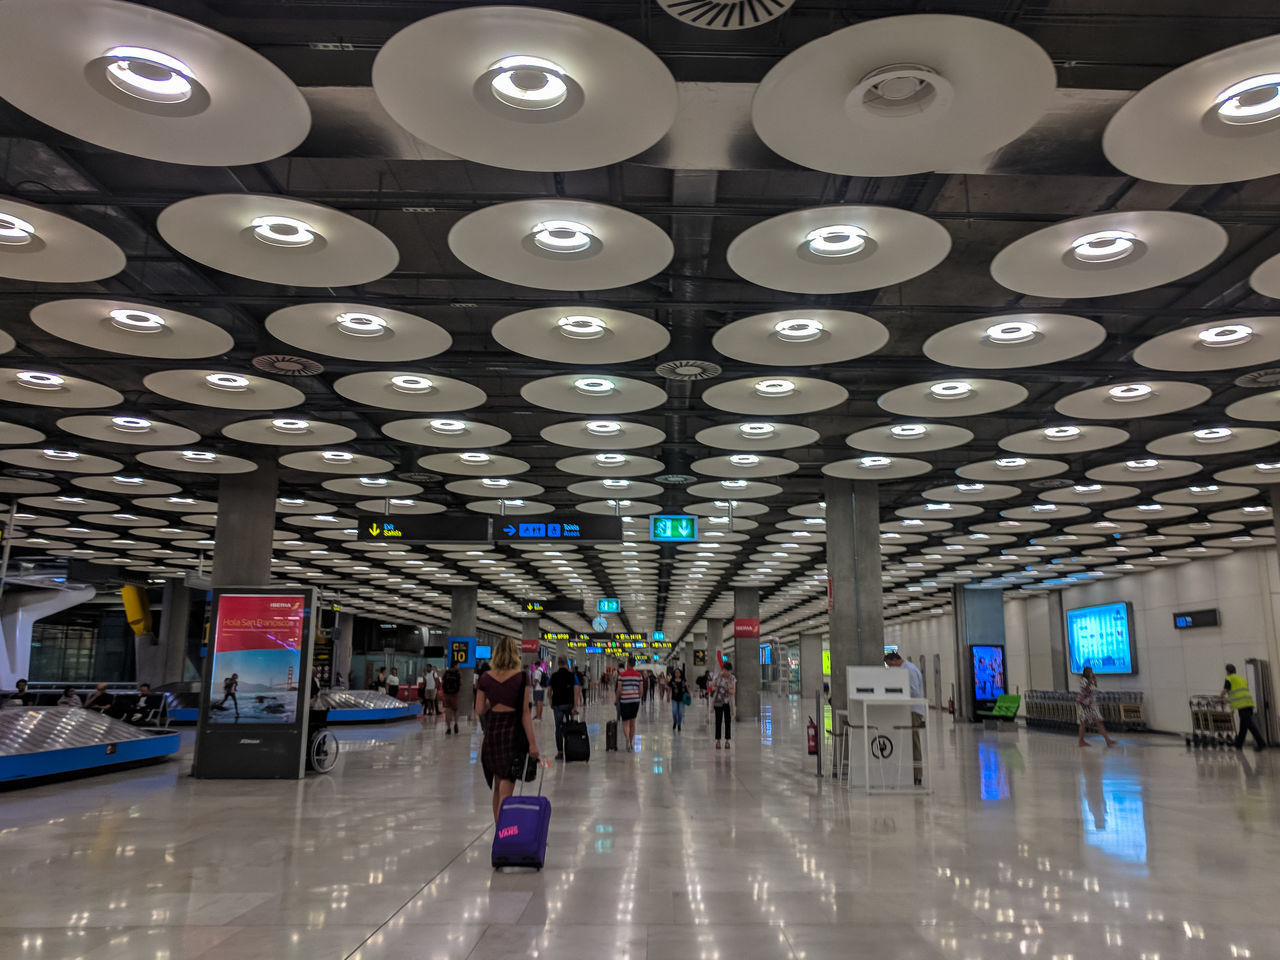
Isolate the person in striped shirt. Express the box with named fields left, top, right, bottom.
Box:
left=615, top=657, right=644, bottom=752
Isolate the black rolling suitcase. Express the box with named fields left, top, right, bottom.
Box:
left=563, top=720, right=590, bottom=762
left=605, top=720, right=618, bottom=752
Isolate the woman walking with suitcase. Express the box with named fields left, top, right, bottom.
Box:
left=475, top=637, right=541, bottom=823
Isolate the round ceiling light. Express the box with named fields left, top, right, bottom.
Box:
left=1213, top=74, right=1280, bottom=125
left=110, top=416, right=152, bottom=433
left=995, top=457, right=1027, bottom=469
left=930, top=381, right=972, bottom=400
left=804, top=225, right=867, bottom=258
left=1197, top=323, right=1253, bottom=347
left=1107, top=383, right=1154, bottom=402
left=390, top=375, right=433, bottom=394
left=984, top=320, right=1038, bottom=344
left=0, top=211, right=37, bottom=245
left=459, top=452, right=491, bottom=464
left=107, top=308, right=166, bottom=333
left=595, top=453, right=627, bottom=466
left=359, top=477, right=388, bottom=487
left=1255, top=461, right=1280, bottom=472
left=602, top=478, right=630, bottom=489
left=1189, top=485, right=1219, bottom=495
left=729, top=454, right=760, bottom=467
left=428, top=419, right=467, bottom=435
left=754, top=378, right=796, bottom=397
left=1070, top=230, right=1137, bottom=264
left=1125, top=459, right=1159, bottom=471
left=271, top=418, right=311, bottom=434
left=720, top=479, right=748, bottom=489
left=482, top=478, right=511, bottom=488
left=739, top=423, right=776, bottom=438
left=487, top=55, right=569, bottom=110
left=335, top=312, right=388, bottom=337
left=586, top=420, right=622, bottom=436
left=102, top=46, right=194, bottom=104
left=205, top=373, right=250, bottom=391
left=181, top=450, right=217, bottom=462
left=532, top=219, right=594, bottom=254
left=16, top=371, right=64, bottom=390
left=1074, top=483, right=1103, bottom=494
left=956, top=483, right=985, bottom=492
left=890, top=423, right=928, bottom=439
left=1043, top=426, right=1081, bottom=441
left=1193, top=427, right=1233, bottom=442
left=773, top=317, right=824, bottom=342
left=859, top=456, right=892, bottom=468
left=42, top=449, right=80, bottom=461
left=573, top=377, right=615, bottom=395
left=250, top=215, right=316, bottom=247
left=321, top=451, right=354, bottom=463
left=556, top=315, right=608, bottom=339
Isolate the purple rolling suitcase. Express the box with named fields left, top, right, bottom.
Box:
left=492, top=763, right=550, bottom=870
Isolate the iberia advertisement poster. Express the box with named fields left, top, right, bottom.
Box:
left=208, top=594, right=306, bottom=724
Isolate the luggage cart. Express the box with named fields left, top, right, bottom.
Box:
left=1186, top=695, right=1235, bottom=748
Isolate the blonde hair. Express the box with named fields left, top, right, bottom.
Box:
left=491, top=635, right=522, bottom=671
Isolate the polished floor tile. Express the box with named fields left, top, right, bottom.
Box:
left=1, top=696, right=1278, bottom=959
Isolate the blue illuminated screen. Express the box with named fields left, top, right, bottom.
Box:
left=971, top=645, right=1006, bottom=700
left=1066, top=602, right=1135, bottom=675
left=474, top=644, right=492, bottom=661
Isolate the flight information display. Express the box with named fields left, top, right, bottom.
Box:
left=1066, top=602, right=1136, bottom=675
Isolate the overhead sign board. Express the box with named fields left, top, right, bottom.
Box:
left=451, top=637, right=476, bottom=668
left=650, top=514, right=698, bottom=542
left=542, top=632, right=591, bottom=642
left=693, top=649, right=707, bottom=666
left=493, top=516, right=622, bottom=544
left=357, top=514, right=490, bottom=543
left=597, top=597, right=622, bottom=613
left=522, top=598, right=581, bottom=614
left=1173, top=608, right=1220, bottom=629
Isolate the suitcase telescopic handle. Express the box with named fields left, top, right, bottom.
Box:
left=516, top=756, right=547, bottom=797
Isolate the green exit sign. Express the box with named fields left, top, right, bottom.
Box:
left=597, top=598, right=621, bottom=614
left=650, top=514, right=698, bottom=542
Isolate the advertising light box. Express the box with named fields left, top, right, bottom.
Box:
left=207, top=593, right=307, bottom=725
left=1066, top=602, right=1136, bottom=675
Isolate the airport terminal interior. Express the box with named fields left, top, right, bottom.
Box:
left=3, top=0, right=1280, bottom=957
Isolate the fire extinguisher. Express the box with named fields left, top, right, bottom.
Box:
left=807, top=716, right=819, bottom=755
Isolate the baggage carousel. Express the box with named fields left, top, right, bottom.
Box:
left=160, top=685, right=422, bottom=724
left=0, top=707, right=181, bottom=784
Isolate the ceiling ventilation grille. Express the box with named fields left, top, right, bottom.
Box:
left=656, top=359, right=721, bottom=381
left=252, top=354, right=325, bottom=376
left=1235, top=367, right=1280, bottom=388
left=657, top=0, right=796, bottom=30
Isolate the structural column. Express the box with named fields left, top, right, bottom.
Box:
left=799, top=631, right=823, bottom=701
left=211, top=460, right=278, bottom=588
left=705, top=619, right=723, bottom=670
left=450, top=584, right=478, bottom=721
left=733, top=586, right=759, bottom=720
left=521, top=617, right=540, bottom=665
left=823, top=476, right=885, bottom=714
left=331, top=611, right=355, bottom=689
left=152, top=579, right=192, bottom=685
left=950, top=585, right=1007, bottom=722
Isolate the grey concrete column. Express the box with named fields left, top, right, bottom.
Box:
left=331, top=611, right=355, bottom=689
left=450, top=584, right=478, bottom=720
left=521, top=617, right=540, bottom=665
left=705, top=618, right=723, bottom=670
left=824, top=477, right=884, bottom=712
left=211, top=459, right=278, bottom=587
left=733, top=586, right=759, bottom=720
left=153, top=579, right=192, bottom=685
left=799, top=631, right=823, bottom=701
left=951, top=585, right=1006, bottom=722
left=1045, top=591, right=1068, bottom=691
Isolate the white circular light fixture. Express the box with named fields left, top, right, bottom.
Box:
left=1107, top=383, right=1154, bottom=402
left=112, top=475, right=145, bottom=485
left=729, top=454, right=760, bottom=467
left=956, top=483, right=985, bottom=493
left=573, top=377, right=615, bottom=396
left=320, top=451, right=354, bottom=463
left=859, top=456, right=892, bottom=468
left=995, top=457, right=1027, bottom=469
left=773, top=317, right=824, bottom=342
left=1189, top=485, right=1219, bottom=495
left=250, top=215, right=317, bottom=247
left=1197, top=323, right=1253, bottom=347
left=930, top=381, right=972, bottom=400
left=739, top=423, right=776, bottom=438
left=1214, top=74, right=1280, bottom=125
left=1125, top=459, right=1159, bottom=471
left=804, top=225, right=867, bottom=258
left=390, top=375, right=433, bottom=393
left=1074, top=484, right=1103, bottom=494
left=110, top=416, right=152, bottom=433
left=42, top=449, right=80, bottom=461
left=0, top=211, right=37, bottom=245
left=532, top=220, right=594, bottom=254
left=1193, top=427, right=1233, bottom=442
left=1043, top=426, right=1081, bottom=441
left=595, top=453, right=627, bottom=466
left=181, top=450, right=217, bottom=462
left=271, top=418, right=311, bottom=434
left=585, top=420, right=623, bottom=436
left=754, top=378, right=796, bottom=397
left=459, top=452, right=491, bottom=464
left=428, top=419, right=467, bottom=435
left=1070, top=230, right=1137, bottom=264
left=488, top=55, right=569, bottom=110
left=1255, top=462, right=1280, bottom=472
left=204, top=373, right=250, bottom=391
left=16, top=371, right=64, bottom=390
left=556, top=315, right=608, bottom=340
left=359, top=477, right=388, bottom=487
left=335, top=312, right=388, bottom=337
left=102, top=46, right=194, bottom=104
left=889, top=423, right=928, bottom=439
left=720, top=479, right=748, bottom=489
left=107, top=308, right=166, bottom=333
left=482, top=478, right=511, bottom=488
left=984, top=320, right=1038, bottom=344
left=602, top=478, right=630, bottom=489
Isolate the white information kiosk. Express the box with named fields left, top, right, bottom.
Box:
left=846, top=666, right=931, bottom=794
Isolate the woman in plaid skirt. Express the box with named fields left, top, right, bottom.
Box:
left=475, top=636, right=541, bottom=823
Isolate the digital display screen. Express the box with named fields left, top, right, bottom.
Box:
left=971, top=645, right=1006, bottom=701
left=1066, top=602, right=1136, bottom=674
left=1173, top=608, right=1219, bottom=630
left=822, top=649, right=830, bottom=676
left=474, top=644, right=492, bottom=661
left=759, top=644, right=771, bottom=665
left=208, top=593, right=307, bottom=724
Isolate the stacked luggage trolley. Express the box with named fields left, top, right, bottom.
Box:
left=1024, top=689, right=1147, bottom=733
left=1186, top=695, right=1237, bottom=748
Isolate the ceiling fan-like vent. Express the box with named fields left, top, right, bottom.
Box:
left=399, top=472, right=442, bottom=484
left=252, top=354, right=324, bottom=376
left=656, top=359, right=721, bottom=381
left=657, top=0, right=796, bottom=31
left=1029, top=478, right=1075, bottom=490
left=655, top=472, right=698, bottom=486
left=1235, top=367, right=1280, bottom=388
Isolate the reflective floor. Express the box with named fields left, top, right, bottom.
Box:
left=1, top=695, right=1276, bottom=959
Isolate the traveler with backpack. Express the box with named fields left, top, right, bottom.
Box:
left=441, top=664, right=462, bottom=734
left=549, top=656, right=582, bottom=759
left=711, top=660, right=737, bottom=750
left=532, top=661, right=548, bottom=721
left=475, top=636, right=541, bottom=824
